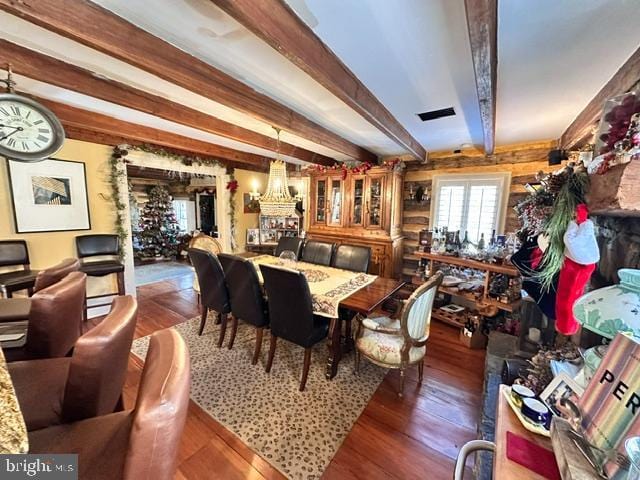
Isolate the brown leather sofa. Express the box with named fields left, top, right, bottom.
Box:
left=28, top=328, right=191, bottom=480
left=3, top=271, right=86, bottom=362
left=9, top=295, right=138, bottom=431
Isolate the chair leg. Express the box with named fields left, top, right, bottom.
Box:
left=198, top=306, right=208, bottom=336
left=217, top=313, right=228, bottom=348
left=227, top=315, right=238, bottom=350
left=398, top=368, right=406, bottom=398
left=252, top=327, right=264, bottom=365
left=26, top=287, right=34, bottom=297
left=354, top=349, right=361, bottom=375
left=300, top=347, right=312, bottom=392
left=418, top=359, right=424, bottom=384
left=116, top=271, right=125, bottom=296
left=265, top=335, right=277, bottom=373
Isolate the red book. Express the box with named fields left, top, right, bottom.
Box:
left=506, top=431, right=561, bottom=480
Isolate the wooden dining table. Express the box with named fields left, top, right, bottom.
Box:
left=240, top=252, right=404, bottom=378
left=0, top=347, right=28, bottom=454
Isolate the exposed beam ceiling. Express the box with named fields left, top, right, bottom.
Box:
left=211, top=0, right=426, bottom=162
left=464, top=0, right=497, bottom=155
left=0, top=39, right=334, bottom=167
left=0, top=0, right=376, bottom=163
left=560, top=45, right=640, bottom=150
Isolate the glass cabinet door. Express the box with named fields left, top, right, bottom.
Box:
left=366, top=175, right=385, bottom=229
left=351, top=177, right=365, bottom=226
left=327, top=178, right=343, bottom=226
left=314, top=178, right=326, bottom=224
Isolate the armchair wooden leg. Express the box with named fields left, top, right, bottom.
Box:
left=418, top=360, right=424, bottom=384
left=116, top=271, right=125, bottom=296
left=227, top=315, right=238, bottom=349
left=217, top=313, right=228, bottom=348
left=198, top=306, right=208, bottom=336
left=252, top=327, right=264, bottom=365
left=265, top=335, right=277, bottom=373
left=398, top=368, right=406, bottom=398
left=354, top=349, right=361, bottom=375
left=300, top=347, right=312, bottom=391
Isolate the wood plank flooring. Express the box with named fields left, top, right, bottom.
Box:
left=123, top=273, right=486, bottom=479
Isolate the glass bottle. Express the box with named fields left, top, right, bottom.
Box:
left=478, top=233, right=486, bottom=251
left=431, top=228, right=440, bottom=254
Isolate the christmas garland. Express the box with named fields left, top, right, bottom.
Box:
left=108, top=146, right=129, bottom=259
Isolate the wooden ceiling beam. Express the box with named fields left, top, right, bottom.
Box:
left=0, top=0, right=376, bottom=163
left=0, top=39, right=334, bottom=167
left=560, top=45, right=640, bottom=150
left=210, top=0, right=426, bottom=161
left=464, top=0, right=498, bottom=155
left=30, top=96, right=274, bottom=172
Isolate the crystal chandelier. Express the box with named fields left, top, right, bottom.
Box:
left=259, top=128, right=297, bottom=217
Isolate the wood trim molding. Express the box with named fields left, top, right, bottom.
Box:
left=211, top=0, right=426, bottom=161
left=0, top=40, right=334, bottom=167
left=560, top=45, right=640, bottom=150
left=464, top=0, right=497, bottom=155
left=0, top=0, right=377, bottom=162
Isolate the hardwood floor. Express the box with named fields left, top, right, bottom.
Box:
left=123, top=273, right=485, bottom=479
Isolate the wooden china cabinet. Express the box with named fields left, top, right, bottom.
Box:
left=307, top=166, right=404, bottom=278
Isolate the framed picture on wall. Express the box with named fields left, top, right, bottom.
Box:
left=246, top=228, right=260, bottom=245
left=243, top=193, right=260, bottom=214
left=7, top=158, right=91, bottom=233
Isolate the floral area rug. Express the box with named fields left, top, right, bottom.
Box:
left=131, top=315, right=386, bottom=479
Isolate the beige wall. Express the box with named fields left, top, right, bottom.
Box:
left=233, top=168, right=268, bottom=252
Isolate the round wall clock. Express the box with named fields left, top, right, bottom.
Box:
left=0, top=93, right=65, bottom=163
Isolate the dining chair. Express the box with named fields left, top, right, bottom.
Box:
left=218, top=253, right=269, bottom=363
left=331, top=244, right=371, bottom=273
left=9, top=295, right=138, bottom=431
left=274, top=237, right=304, bottom=259
left=301, top=240, right=335, bottom=266
left=0, top=239, right=39, bottom=298
left=354, top=271, right=443, bottom=396
left=3, top=271, right=87, bottom=363
left=28, top=328, right=190, bottom=480
left=188, top=233, right=222, bottom=303
left=188, top=248, right=231, bottom=345
left=259, top=264, right=329, bottom=391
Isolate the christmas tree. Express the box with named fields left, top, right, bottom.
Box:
left=134, top=185, right=180, bottom=259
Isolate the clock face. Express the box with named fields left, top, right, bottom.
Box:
left=0, top=94, right=65, bottom=162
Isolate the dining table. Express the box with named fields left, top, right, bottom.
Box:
left=0, top=347, right=28, bottom=454
left=241, top=252, right=404, bottom=379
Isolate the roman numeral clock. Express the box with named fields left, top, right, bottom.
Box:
left=0, top=67, right=65, bottom=162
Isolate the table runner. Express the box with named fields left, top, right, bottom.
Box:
left=0, top=348, right=28, bottom=453
left=248, top=255, right=377, bottom=318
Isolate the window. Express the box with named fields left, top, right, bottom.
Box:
left=172, top=199, right=189, bottom=232
left=431, top=174, right=509, bottom=243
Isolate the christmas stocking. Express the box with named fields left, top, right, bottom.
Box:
left=555, top=204, right=600, bottom=335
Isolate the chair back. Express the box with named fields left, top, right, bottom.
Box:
left=188, top=248, right=230, bottom=313
left=188, top=234, right=222, bottom=255
left=274, top=237, right=304, bottom=259
left=331, top=244, right=371, bottom=273
left=0, top=240, right=29, bottom=267
left=401, top=271, right=443, bottom=343
left=260, top=264, right=316, bottom=346
left=218, top=254, right=268, bottom=328
left=26, top=271, right=86, bottom=359
left=33, top=258, right=80, bottom=292
left=62, top=295, right=138, bottom=423
left=124, top=329, right=190, bottom=480
left=301, top=240, right=334, bottom=266
left=76, top=234, right=119, bottom=259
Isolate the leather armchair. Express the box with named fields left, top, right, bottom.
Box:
left=301, top=240, right=335, bottom=266
left=3, top=271, right=87, bottom=363
left=260, top=264, right=329, bottom=391
left=9, top=295, right=138, bottom=431
left=218, top=254, right=269, bottom=363
left=331, top=244, right=371, bottom=273
left=28, top=328, right=191, bottom=480
left=274, top=237, right=304, bottom=259
left=188, top=248, right=231, bottom=344
left=0, top=240, right=39, bottom=298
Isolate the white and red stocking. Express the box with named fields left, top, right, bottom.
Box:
left=555, top=204, right=600, bottom=335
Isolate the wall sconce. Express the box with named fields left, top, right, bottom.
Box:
left=249, top=179, right=261, bottom=201
left=408, top=183, right=429, bottom=204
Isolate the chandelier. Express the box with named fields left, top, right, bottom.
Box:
left=259, top=128, right=297, bottom=217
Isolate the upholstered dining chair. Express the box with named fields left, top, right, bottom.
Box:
left=188, top=233, right=222, bottom=302
left=274, top=236, right=304, bottom=259
left=331, top=244, right=371, bottom=273
left=9, top=295, right=138, bottom=431
left=354, top=271, right=443, bottom=396
left=260, top=264, right=329, bottom=391
left=301, top=240, right=335, bottom=266
left=188, top=248, right=231, bottom=344
left=218, top=253, right=269, bottom=363
left=0, top=240, right=39, bottom=298
left=3, top=271, right=87, bottom=363
left=28, top=328, right=190, bottom=480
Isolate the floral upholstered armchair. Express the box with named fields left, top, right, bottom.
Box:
left=354, top=271, right=443, bottom=396
left=188, top=234, right=222, bottom=300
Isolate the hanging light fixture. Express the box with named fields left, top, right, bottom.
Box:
left=259, top=127, right=297, bottom=217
